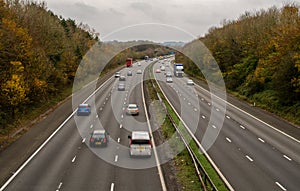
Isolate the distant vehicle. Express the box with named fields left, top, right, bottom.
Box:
left=118, top=83, right=125, bottom=91
left=137, top=69, right=142, bottom=74
left=128, top=131, right=152, bottom=157
left=166, top=77, right=173, bottom=83
left=166, top=72, right=172, bottom=77
left=127, top=71, right=132, bottom=76
left=174, top=63, right=184, bottom=77
left=138, top=62, right=141, bottom=66
left=155, top=69, right=161, bottom=73
left=160, top=66, right=165, bottom=71
left=145, top=55, right=149, bottom=60
left=115, top=72, right=121, bottom=78
left=77, top=103, right=91, bottom=116
left=119, top=75, right=126, bottom=81
left=126, top=104, right=139, bottom=115
left=89, top=130, right=109, bottom=147
left=187, top=79, right=194, bottom=85
left=126, top=58, right=133, bottom=67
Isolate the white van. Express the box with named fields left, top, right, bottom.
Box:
left=128, top=131, right=152, bottom=157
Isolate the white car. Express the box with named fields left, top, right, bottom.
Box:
left=119, top=75, right=126, bottom=81
left=137, top=63, right=141, bottom=66
left=187, top=79, right=194, bottom=85
left=166, top=77, right=173, bottom=83
left=137, top=69, right=142, bottom=74
left=166, top=72, right=172, bottom=77
left=126, top=104, right=139, bottom=115
left=115, top=72, right=121, bottom=78
left=118, top=83, right=125, bottom=91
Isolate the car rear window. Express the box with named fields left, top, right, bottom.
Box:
left=132, top=140, right=150, bottom=145
left=93, top=133, right=105, bottom=138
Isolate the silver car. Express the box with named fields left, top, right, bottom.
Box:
left=137, top=69, right=142, bottom=74
left=119, top=76, right=126, bottom=81
left=126, top=104, right=139, bottom=115
left=115, top=72, right=120, bottom=78
left=187, top=79, right=194, bottom=85
left=166, top=77, right=173, bottom=83
left=118, top=83, right=125, bottom=91
left=128, top=131, right=152, bottom=157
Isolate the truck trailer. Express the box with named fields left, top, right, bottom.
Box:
left=173, top=63, right=184, bottom=77
left=126, top=58, right=133, bottom=67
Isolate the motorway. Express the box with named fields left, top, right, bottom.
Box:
left=153, top=58, right=300, bottom=191
left=1, top=56, right=300, bottom=191
left=1, top=61, right=164, bottom=191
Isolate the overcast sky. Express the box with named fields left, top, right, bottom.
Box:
left=45, top=0, right=286, bottom=42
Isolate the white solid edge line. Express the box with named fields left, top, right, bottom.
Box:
left=153, top=64, right=235, bottom=191
left=143, top=67, right=167, bottom=191
left=195, top=84, right=300, bottom=144
left=0, top=75, right=114, bottom=191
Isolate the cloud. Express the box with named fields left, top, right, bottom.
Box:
left=45, top=0, right=284, bottom=42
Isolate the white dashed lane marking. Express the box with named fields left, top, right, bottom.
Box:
left=72, top=156, right=76, bottom=163
left=240, top=125, right=245, bottom=130
left=110, top=183, right=115, bottom=191
left=283, top=155, right=292, bottom=161
left=114, top=155, right=118, bottom=162
left=275, top=182, right=287, bottom=191
left=82, top=138, right=86, bottom=143
left=246, top=155, right=253, bottom=162
left=258, top=138, right=265, bottom=143
left=226, top=137, right=232, bottom=143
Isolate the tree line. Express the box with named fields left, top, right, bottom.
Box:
left=0, top=0, right=98, bottom=128
left=176, top=4, right=300, bottom=123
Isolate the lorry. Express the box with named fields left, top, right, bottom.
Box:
left=126, top=58, right=133, bottom=67
left=173, top=63, right=184, bottom=77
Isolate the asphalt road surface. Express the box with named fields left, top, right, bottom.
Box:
left=1, top=60, right=165, bottom=191
left=153, top=58, right=300, bottom=191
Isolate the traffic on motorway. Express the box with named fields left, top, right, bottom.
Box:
left=1, top=56, right=299, bottom=191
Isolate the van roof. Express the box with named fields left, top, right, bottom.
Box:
left=131, top=131, right=150, bottom=140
